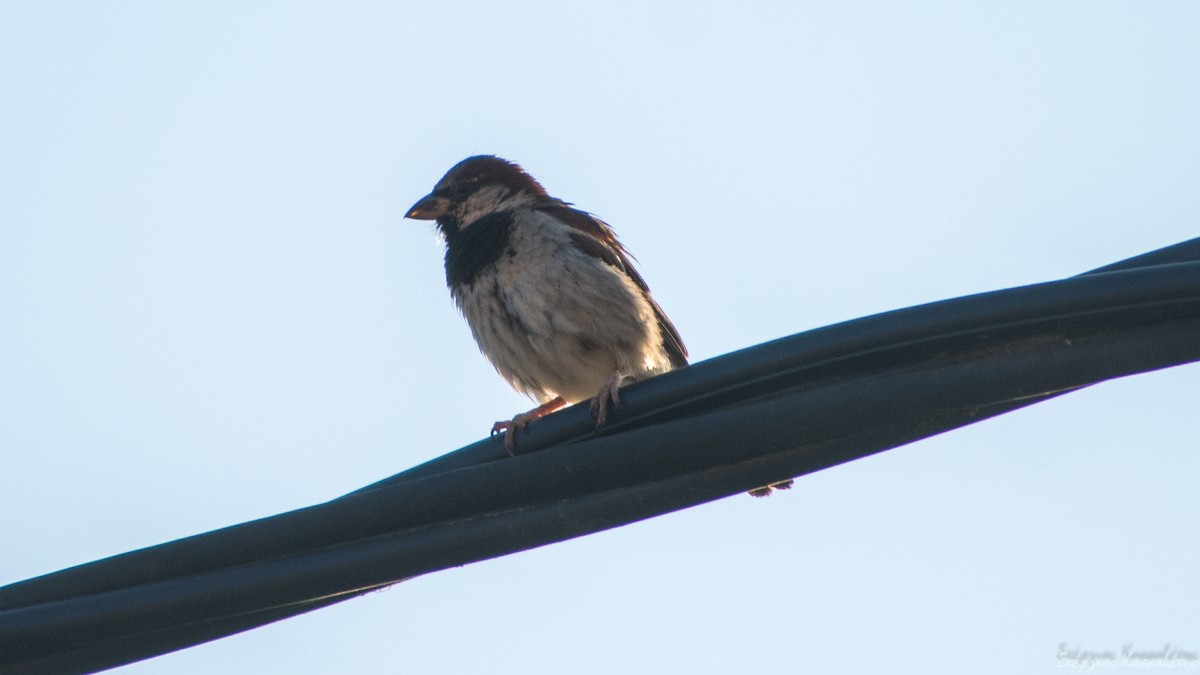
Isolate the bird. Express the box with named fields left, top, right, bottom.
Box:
left=405, top=155, right=688, bottom=450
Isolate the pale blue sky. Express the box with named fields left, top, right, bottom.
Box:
left=2, top=2, right=1199, bottom=673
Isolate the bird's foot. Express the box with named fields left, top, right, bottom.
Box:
left=589, top=372, right=624, bottom=427
left=748, top=479, right=795, bottom=498
left=492, top=397, right=567, bottom=452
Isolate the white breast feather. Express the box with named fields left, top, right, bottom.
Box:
left=453, top=210, right=670, bottom=404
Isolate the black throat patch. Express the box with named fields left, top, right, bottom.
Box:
left=443, top=210, right=515, bottom=289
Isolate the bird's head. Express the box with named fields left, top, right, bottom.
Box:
left=405, top=155, right=548, bottom=234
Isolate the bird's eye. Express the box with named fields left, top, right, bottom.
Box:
left=453, top=175, right=485, bottom=195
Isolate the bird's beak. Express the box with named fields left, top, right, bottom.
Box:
left=405, top=193, right=449, bottom=220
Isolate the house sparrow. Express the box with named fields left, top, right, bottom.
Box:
left=405, top=155, right=688, bottom=450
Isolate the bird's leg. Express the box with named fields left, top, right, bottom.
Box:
left=589, top=371, right=624, bottom=427
left=492, top=396, right=567, bottom=451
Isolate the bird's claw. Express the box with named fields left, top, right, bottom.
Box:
left=589, top=372, right=623, bottom=427
left=492, top=396, right=567, bottom=452
left=492, top=417, right=530, bottom=453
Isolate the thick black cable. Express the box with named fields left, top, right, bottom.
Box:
left=7, top=242, right=1196, bottom=613
left=2, top=238, right=1199, bottom=673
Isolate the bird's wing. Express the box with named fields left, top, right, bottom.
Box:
left=538, top=202, right=688, bottom=368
